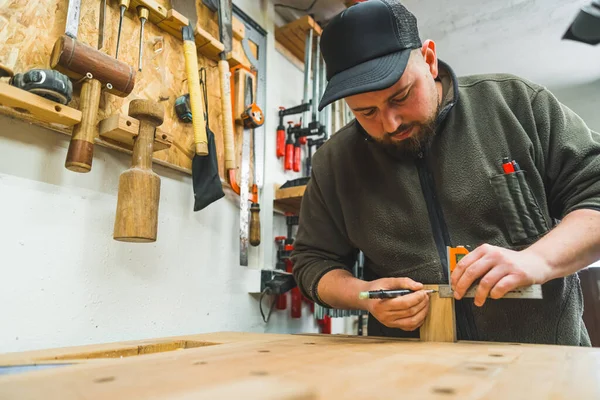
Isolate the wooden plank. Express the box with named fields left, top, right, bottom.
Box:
left=0, top=83, right=81, bottom=127
left=274, top=184, right=306, bottom=214
left=194, top=24, right=225, bottom=61
left=420, top=284, right=457, bottom=342
left=98, top=114, right=172, bottom=152
left=129, top=0, right=169, bottom=23
left=156, top=9, right=189, bottom=38
left=232, top=15, right=245, bottom=41
left=275, top=15, right=322, bottom=65
left=0, top=332, right=599, bottom=399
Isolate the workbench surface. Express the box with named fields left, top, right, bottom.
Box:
left=0, top=332, right=598, bottom=399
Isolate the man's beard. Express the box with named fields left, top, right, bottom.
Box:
left=371, top=105, right=440, bottom=159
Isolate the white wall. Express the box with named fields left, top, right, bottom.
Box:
left=0, top=0, right=351, bottom=354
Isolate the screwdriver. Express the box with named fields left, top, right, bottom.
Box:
left=115, top=0, right=131, bottom=59
left=137, top=6, right=149, bottom=72
left=358, top=289, right=437, bottom=299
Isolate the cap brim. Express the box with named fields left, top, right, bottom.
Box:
left=318, top=50, right=411, bottom=112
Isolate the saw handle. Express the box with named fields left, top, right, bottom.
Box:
left=249, top=202, right=261, bottom=246
left=182, top=34, right=208, bottom=155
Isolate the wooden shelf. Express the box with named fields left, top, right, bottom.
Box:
left=275, top=15, right=322, bottom=65
left=127, top=0, right=225, bottom=61
left=0, top=83, right=81, bottom=128
left=99, top=114, right=172, bottom=153
left=274, top=184, right=306, bottom=214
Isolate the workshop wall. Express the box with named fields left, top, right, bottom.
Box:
left=0, top=0, right=343, bottom=354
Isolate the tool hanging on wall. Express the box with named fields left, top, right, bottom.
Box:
left=9, top=69, right=73, bottom=105
left=284, top=214, right=301, bottom=318
left=192, top=68, right=225, bottom=211
left=274, top=236, right=289, bottom=310
left=113, top=100, right=164, bottom=242
left=243, top=72, right=262, bottom=248
left=115, top=0, right=131, bottom=59
left=137, top=6, right=149, bottom=72
left=171, top=0, right=209, bottom=156
left=276, top=103, right=310, bottom=159
left=240, top=76, right=264, bottom=246
left=238, top=69, right=253, bottom=264
left=284, top=121, right=296, bottom=171
left=98, top=0, right=106, bottom=49
left=52, top=0, right=136, bottom=173
left=215, top=0, right=238, bottom=197
left=301, top=29, right=313, bottom=130
left=175, top=93, right=192, bottom=123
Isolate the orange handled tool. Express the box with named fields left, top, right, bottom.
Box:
left=276, top=107, right=286, bottom=158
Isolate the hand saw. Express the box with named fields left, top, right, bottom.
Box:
left=239, top=72, right=255, bottom=265
left=440, top=246, right=544, bottom=299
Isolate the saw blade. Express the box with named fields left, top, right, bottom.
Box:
left=239, top=126, right=252, bottom=266
left=437, top=284, right=543, bottom=299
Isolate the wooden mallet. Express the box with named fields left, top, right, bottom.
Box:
left=113, top=100, right=164, bottom=243
left=50, top=35, right=136, bottom=173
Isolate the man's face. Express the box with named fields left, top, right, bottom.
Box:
left=345, top=44, right=442, bottom=158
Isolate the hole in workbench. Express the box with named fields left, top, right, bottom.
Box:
left=162, top=134, right=167, bottom=140
left=55, top=105, right=62, bottom=112
left=94, top=376, right=115, bottom=383
left=489, top=353, right=504, bottom=357
left=14, top=107, right=30, bottom=114
left=258, top=350, right=270, bottom=353
left=467, top=366, right=487, bottom=371
left=126, top=120, right=132, bottom=127
left=304, top=342, right=316, bottom=345
left=250, top=371, right=268, bottom=376
left=432, top=387, right=455, bottom=395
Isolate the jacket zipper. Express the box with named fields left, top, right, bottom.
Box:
left=415, top=151, right=474, bottom=341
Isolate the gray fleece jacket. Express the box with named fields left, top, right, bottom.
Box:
left=291, top=61, right=600, bottom=346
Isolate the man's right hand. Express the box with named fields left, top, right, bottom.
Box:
left=363, top=277, right=430, bottom=331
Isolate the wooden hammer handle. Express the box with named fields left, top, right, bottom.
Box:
left=65, top=78, right=102, bottom=173
left=182, top=40, right=208, bottom=156
left=219, top=59, right=235, bottom=170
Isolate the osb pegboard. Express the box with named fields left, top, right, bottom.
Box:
left=0, top=0, right=255, bottom=182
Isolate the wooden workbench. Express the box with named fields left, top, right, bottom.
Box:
left=0, top=332, right=599, bottom=399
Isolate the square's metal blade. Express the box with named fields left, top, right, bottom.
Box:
left=438, top=284, right=543, bottom=299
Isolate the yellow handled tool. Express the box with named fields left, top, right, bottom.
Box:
left=219, top=59, right=235, bottom=170
left=182, top=23, right=208, bottom=156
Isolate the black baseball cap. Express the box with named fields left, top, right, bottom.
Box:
left=318, top=0, right=422, bottom=111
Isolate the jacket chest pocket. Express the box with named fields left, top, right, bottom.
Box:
left=489, top=170, right=549, bottom=244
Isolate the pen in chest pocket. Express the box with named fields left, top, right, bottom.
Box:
left=502, top=157, right=515, bottom=174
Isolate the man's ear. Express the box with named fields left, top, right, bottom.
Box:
left=420, top=40, right=439, bottom=79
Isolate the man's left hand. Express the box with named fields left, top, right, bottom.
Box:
left=450, top=244, right=552, bottom=307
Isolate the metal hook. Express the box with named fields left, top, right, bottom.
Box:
left=75, top=72, right=93, bottom=85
